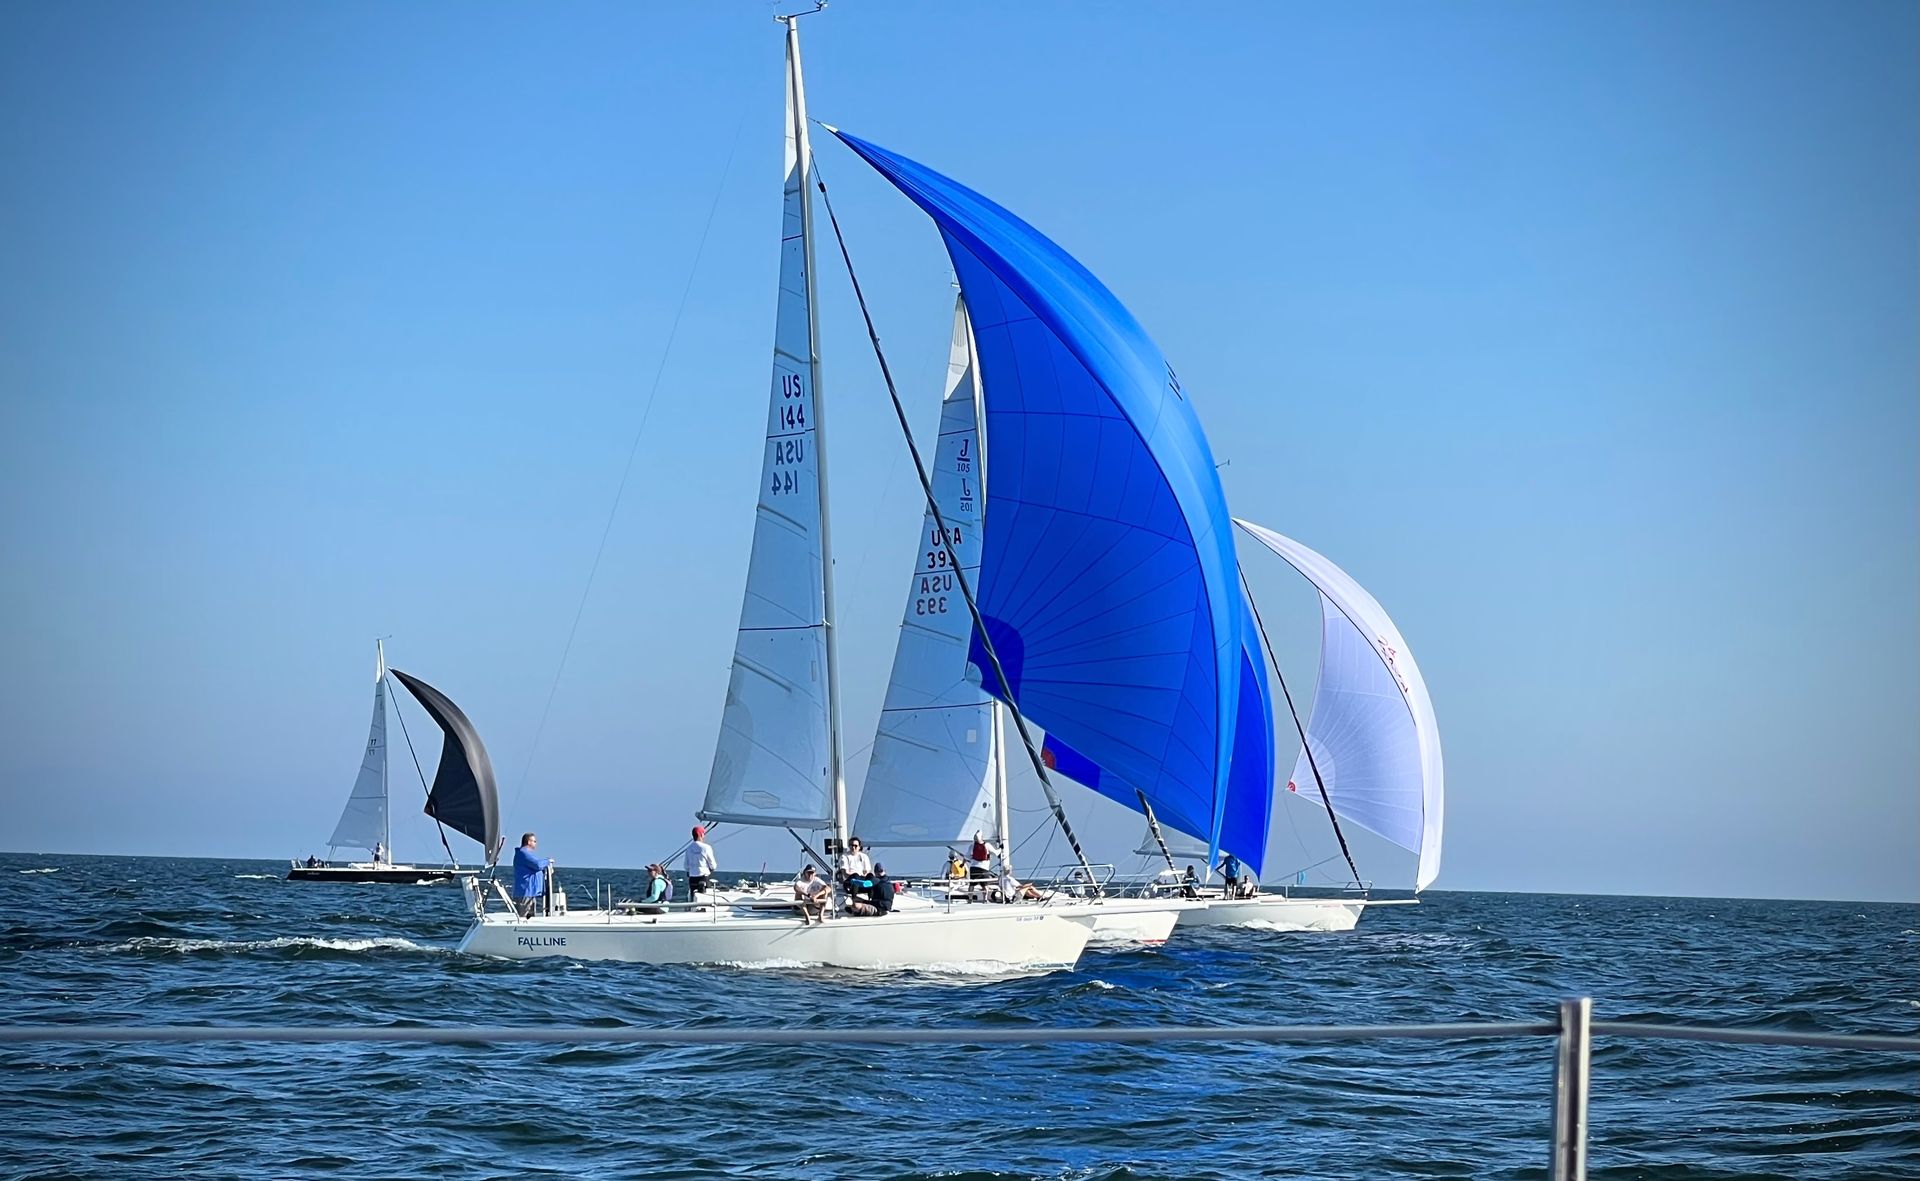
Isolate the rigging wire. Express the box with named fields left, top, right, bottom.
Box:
left=1237, top=564, right=1363, bottom=887
left=810, top=161, right=1100, bottom=889
left=388, top=690, right=460, bottom=867
left=508, top=104, right=752, bottom=818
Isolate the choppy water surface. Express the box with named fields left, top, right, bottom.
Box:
left=2, top=854, right=1914, bottom=1180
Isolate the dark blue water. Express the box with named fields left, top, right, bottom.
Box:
left=2, top=853, right=1914, bottom=1180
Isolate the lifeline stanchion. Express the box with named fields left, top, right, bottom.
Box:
left=1550, top=996, right=1593, bottom=1181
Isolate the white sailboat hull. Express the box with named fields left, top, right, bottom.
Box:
left=457, top=903, right=1095, bottom=970
left=1055, top=897, right=1198, bottom=946
left=1177, top=895, right=1367, bottom=931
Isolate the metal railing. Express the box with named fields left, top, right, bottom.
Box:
left=3, top=999, right=1913, bottom=1181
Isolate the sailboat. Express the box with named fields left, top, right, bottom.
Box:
left=848, top=297, right=1196, bottom=945
left=288, top=642, right=501, bottom=885
left=1152, top=520, right=1445, bottom=929
left=457, top=15, right=1092, bottom=969
left=455, top=12, right=1257, bottom=968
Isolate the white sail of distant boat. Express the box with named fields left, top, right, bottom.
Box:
left=327, top=641, right=389, bottom=856
left=700, top=13, right=839, bottom=832
left=289, top=641, right=491, bottom=885
left=854, top=297, right=998, bottom=850
left=1236, top=518, right=1445, bottom=892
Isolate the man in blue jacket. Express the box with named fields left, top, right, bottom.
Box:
left=512, top=832, right=554, bottom=918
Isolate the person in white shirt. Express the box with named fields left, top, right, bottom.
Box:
left=684, top=825, right=718, bottom=897
left=838, top=837, right=873, bottom=880
left=793, top=864, right=831, bottom=924
left=994, top=867, right=1040, bottom=903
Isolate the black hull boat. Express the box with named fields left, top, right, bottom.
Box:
left=286, top=862, right=471, bottom=885
left=293, top=642, right=502, bottom=889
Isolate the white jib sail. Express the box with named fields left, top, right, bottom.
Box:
left=702, top=36, right=834, bottom=829
left=329, top=656, right=387, bottom=852
left=853, top=298, right=996, bottom=847
left=1235, top=519, right=1444, bottom=891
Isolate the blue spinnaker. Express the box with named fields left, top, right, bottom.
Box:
left=1221, top=597, right=1274, bottom=875
left=835, top=129, right=1265, bottom=871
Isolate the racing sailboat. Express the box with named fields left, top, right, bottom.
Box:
left=456, top=15, right=1093, bottom=968
left=849, top=297, right=1197, bottom=945
left=458, top=13, right=1256, bottom=968
left=289, top=642, right=499, bottom=884
left=1146, top=521, right=1445, bottom=929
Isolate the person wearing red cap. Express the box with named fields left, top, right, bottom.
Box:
left=683, top=824, right=717, bottom=897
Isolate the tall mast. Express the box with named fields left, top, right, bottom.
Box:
left=783, top=13, right=848, bottom=851
left=376, top=638, right=389, bottom=859
left=968, top=301, right=1013, bottom=876
left=991, top=703, right=1011, bottom=873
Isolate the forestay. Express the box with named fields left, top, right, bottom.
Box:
left=1235, top=519, right=1444, bottom=891
left=702, top=34, right=835, bottom=830
left=853, top=298, right=996, bottom=847
left=327, top=656, right=387, bottom=852
left=389, top=668, right=501, bottom=859
left=833, top=130, right=1261, bottom=871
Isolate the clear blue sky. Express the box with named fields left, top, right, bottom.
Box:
left=1, top=2, right=1912, bottom=901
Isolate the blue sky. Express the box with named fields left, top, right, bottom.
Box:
left=1, top=2, right=1912, bottom=901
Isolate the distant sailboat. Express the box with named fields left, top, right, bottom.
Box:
left=1147, top=521, right=1445, bottom=929
left=288, top=642, right=499, bottom=885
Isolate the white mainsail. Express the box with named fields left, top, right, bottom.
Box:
left=854, top=298, right=996, bottom=848
left=328, top=643, right=388, bottom=853
left=701, top=21, right=840, bottom=830
left=1235, top=519, right=1444, bottom=891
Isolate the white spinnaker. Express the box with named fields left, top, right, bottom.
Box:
left=329, top=666, right=387, bottom=852
left=854, top=299, right=996, bottom=848
left=1235, top=519, right=1444, bottom=891
left=702, top=43, right=833, bottom=828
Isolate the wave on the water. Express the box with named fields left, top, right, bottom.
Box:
left=232, top=873, right=281, bottom=880
left=19, top=868, right=59, bottom=874
left=98, top=935, right=444, bottom=956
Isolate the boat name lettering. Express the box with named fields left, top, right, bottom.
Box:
left=517, top=936, right=567, bottom=948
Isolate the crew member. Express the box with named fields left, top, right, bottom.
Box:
left=684, top=825, right=717, bottom=897
left=512, top=833, right=554, bottom=918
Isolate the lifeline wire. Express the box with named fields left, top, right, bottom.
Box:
left=3, top=1017, right=1915, bottom=1053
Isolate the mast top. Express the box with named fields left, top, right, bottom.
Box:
left=775, top=2, right=826, bottom=24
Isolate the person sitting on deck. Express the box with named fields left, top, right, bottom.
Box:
left=639, top=864, right=672, bottom=914
left=838, top=837, right=873, bottom=881
left=512, top=833, right=555, bottom=918
left=794, top=864, right=831, bottom=925
left=945, top=851, right=968, bottom=882
left=305, top=855, right=322, bottom=868
left=844, top=863, right=895, bottom=917
left=993, top=867, right=1041, bottom=903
